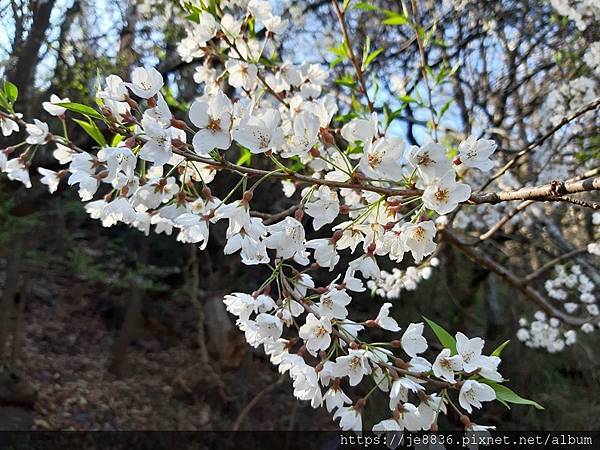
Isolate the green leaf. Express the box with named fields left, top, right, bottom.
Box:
left=4, top=81, right=18, bottom=103
left=57, top=102, right=104, bottom=120
left=236, top=147, right=252, bottom=166
left=398, top=94, right=415, bottom=104
left=0, top=91, right=9, bottom=111
left=184, top=11, right=200, bottom=23
left=438, top=100, right=452, bottom=120
left=383, top=14, right=408, bottom=26
left=491, top=340, right=510, bottom=357
left=335, top=74, right=356, bottom=88
left=354, top=2, right=379, bottom=11
left=484, top=381, right=544, bottom=410
left=362, top=48, right=383, bottom=70
left=423, top=316, right=457, bottom=354
left=73, top=118, right=106, bottom=147
left=328, top=42, right=350, bottom=59
left=110, top=133, right=125, bottom=147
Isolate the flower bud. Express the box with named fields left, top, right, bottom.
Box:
left=390, top=339, right=402, bottom=348
left=309, top=146, right=320, bottom=158
left=367, top=242, right=376, bottom=255
left=294, top=208, right=304, bottom=221
left=460, top=415, right=471, bottom=427
left=339, top=204, right=350, bottom=215
left=202, top=186, right=213, bottom=199
left=319, top=127, right=335, bottom=147
left=125, top=96, right=139, bottom=110
left=242, top=190, right=253, bottom=204
left=147, top=96, right=157, bottom=108
left=124, top=136, right=136, bottom=148
left=170, top=118, right=188, bottom=130
left=171, top=138, right=185, bottom=149
left=330, top=230, right=343, bottom=243
left=101, top=106, right=115, bottom=119
left=393, top=357, right=409, bottom=369
left=365, top=319, right=378, bottom=328
left=349, top=341, right=359, bottom=350
left=120, top=111, right=136, bottom=125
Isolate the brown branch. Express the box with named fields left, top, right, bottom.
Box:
left=546, top=196, right=600, bottom=210
left=567, top=167, right=600, bottom=182
left=469, top=177, right=600, bottom=205
left=3, top=110, right=599, bottom=208
left=331, top=0, right=374, bottom=112
left=443, top=229, right=595, bottom=327
left=478, top=200, right=534, bottom=241
left=524, top=248, right=589, bottom=283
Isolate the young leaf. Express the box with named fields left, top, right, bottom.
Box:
left=236, top=147, right=252, bottom=166
left=354, top=2, right=379, bottom=11
left=335, top=74, right=356, bottom=88
left=484, top=381, right=544, bottom=410
left=73, top=118, right=106, bottom=147
left=491, top=340, right=510, bottom=357
left=383, top=14, right=408, bottom=26
left=110, top=133, right=125, bottom=147
left=423, top=316, right=457, bottom=354
left=57, top=102, right=105, bottom=121
left=4, top=81, right=18, bottom=103
left=362, top=48, right=383, bottom=70
left=0, top=91, right=9, bottom=111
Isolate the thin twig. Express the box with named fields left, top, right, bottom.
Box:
left=524, top=248, right=589, bottom=282
left=481, top=97, right=600, bottom=190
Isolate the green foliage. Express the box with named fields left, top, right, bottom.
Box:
left=382, top=13, right=409, bottom=26
left=73, top=118, right=106, bottom=147
left=0, top=80, right=18, bottom=111
left=423, top=316, right=457, bottom=354
left=491, top=340, right=510, bottom=357
left=335, top=73, right=356, bottom=88
left=236, top=147, right=253, bottom=166
left=328, top=42, right=350, bottom=68
left=483, top=381, right=544, bottom=410
left=353, top=2, right=379, bottom=11
left=361, top=36, right=383, bottom=71
left=57, top=102, right=104, bottom=121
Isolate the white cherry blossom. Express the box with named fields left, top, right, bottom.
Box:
left=189, top=91, right=233, bottom=155
left=298, top=313, right=332, bottom=355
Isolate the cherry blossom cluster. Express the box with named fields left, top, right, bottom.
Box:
left=516, top=313, right=579, bottom=353
left=550, top=0, right=600, bottom=31
left=517, top=264, right=597, bottom=353
left=0, top=0, right=549, bottom=431
left=587, top=212, right=600, bottom=257
left=367, top=258, right=439, bottom=300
